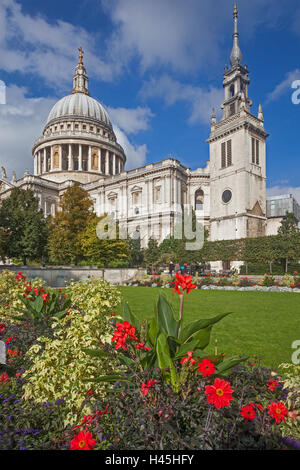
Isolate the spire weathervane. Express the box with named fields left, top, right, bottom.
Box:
left=78, top=46, right=84, bottom=65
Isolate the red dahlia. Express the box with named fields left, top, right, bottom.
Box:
left=267, top=379, right=279, bottom=391
left=205, top=378, right=234, bottom=409
left=268, top=401, right=288, bottom=424
left=241, top=405, right=256, bottom=421
left=197, top=358, right=215, bottom=377
left=70, top=430, right=96, bottom=450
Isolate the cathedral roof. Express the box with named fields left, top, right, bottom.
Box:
left=46, top=92, right=112, bottom=128
left=46, top=47, right=112, bottom=129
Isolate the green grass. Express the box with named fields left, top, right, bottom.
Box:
left=115, top=287, right=300, bottom=370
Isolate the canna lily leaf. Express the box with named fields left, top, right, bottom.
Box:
left=179, top=312, right=232, bottom=343
left=122, top=302, right=141, bottom=332
left=156, top=293, right=179, bottom=338
left=215, top=355, right=248, bottom=374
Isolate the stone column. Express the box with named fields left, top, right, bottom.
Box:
left=78, top=144, right=82, bottom=171
left=34, top=154, right=37, bottom=175
left=59, top=145, right=63, bottom=171
left=88, top=146, right=92, bottom=171
left=105, top=150, right=109, bottom=175
left=112, top=153, right=116, bottom=175
left=68, top=144, right=72, bottom=170
left=50, top=146, right=54, bottom=171
left=43, top=148, right=47, bottom=173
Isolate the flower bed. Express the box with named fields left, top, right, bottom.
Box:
left=0, top=271, right=299, bottom=450
left=125, top=271, right=300, bottom=293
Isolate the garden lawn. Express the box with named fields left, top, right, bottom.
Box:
left=116, top=287, right=300, bottom=370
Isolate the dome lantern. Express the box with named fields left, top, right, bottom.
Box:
left=72, top=47, right=90, bottom=96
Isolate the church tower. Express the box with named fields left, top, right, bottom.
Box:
left=208, top=4, right=268, bottom=243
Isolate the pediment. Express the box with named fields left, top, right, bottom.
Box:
left=131, top=185, right=143, bottom=193
left=248, top=201, right=265, bottom=217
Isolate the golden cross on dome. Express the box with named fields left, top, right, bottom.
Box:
left=78, top=47, right=84, bottom=65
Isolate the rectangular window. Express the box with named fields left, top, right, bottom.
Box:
left=227, top=140, right=232, bottom=166
left=221, top=140, right=232, bottom=168
left=251, top=137, right=260, bottom=165
left=221, top=142, right=226, bottom=168
left=252, top=138, right=255, bottom=164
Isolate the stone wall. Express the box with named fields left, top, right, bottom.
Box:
left=0, top=266, right=146, bottom=287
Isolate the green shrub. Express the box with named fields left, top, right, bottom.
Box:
left=22, top=278, right=122, bottom=426
left=0, top=271, right=46, bottom=323
left=280, top=274, right=295, bottom=288
left=278, top=363, right=300, bottom=441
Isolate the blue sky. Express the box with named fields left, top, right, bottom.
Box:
left=0, top=0, right=300, bottom=202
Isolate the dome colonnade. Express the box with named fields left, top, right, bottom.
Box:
left=32, top=47, right=126, bottom=181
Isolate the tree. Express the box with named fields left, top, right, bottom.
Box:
left=128, top=236, right=144, bottom=267
left=79, top=216, right=130, bottom=266
left=0, top=228, right=8, bottom=262
left=278, top=212, right=300, bottom=272
left=144, top=237, right=160, bottom=273
left=0, top=188, right=47, bottom=265
left=47, top=183, right=94, bottom=265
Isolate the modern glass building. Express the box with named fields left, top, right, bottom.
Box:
left=267, top=194, right=300, bottom=226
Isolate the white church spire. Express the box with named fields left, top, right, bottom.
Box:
left=230, top=3, right=243, bottom=68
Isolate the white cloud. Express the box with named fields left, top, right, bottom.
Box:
left=106, top=106, right=154, bottom=134
left=102, top=0, right=291, bottom=75
left=265, top=69, right=300, bottom=103
left=0, top=0, right=120, bottom=88
left=140, top=75, right=223, bottom=125
left=267, top=186, right=300, bottom=205
left=113, top=125, right=147, bottom=169
left=0, top=85, right=56, bottom=178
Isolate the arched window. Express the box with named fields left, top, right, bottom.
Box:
left=230, top=84, right=235, bottom=97
left=195, top=189, right=204, bottom=211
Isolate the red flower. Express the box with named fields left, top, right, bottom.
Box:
left=173, top=273, right=196, bottom=295
left=205, top=378, right=234, bottom=409
left=141, top=379, right=158, bottom=396
left=70, top=430, right=96, bottom=450
left=42, top=293, right=49, bottom=304
left=268, top=402, right=288, bottom=424
left=5, top=336, right=12, bottom=344
left=197, top=358, right=215, bottom=377
left=180, top=351, right=196, bottom=366
left=241, top=405, right=256, bottom=421
left=111, top=321, right=138, bottom=350
left=33, top=287, right=39, bottom=296
left=135, top=342, right=151, bottom=351
left=0, top=323, right=5, bottom=334
left=249, top=402, right=264, bottom=412
left=7, top=348, right=18, bottom=357
left=0, top=372, right=10, bottom=384
left=267, top=379, right=279, bottom=391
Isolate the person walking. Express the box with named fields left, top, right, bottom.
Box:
left=169, top=261, right=174, bottom=276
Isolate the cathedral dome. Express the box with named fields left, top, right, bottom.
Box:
left=46, top=93, right=112, bottom=129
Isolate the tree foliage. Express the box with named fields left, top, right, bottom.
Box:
left=0, top=188, right=47, bottom=264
